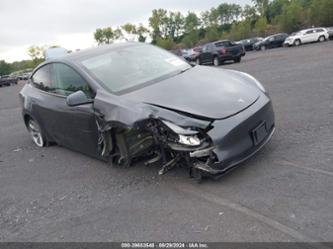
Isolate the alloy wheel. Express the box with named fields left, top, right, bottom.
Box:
left=28, top=119, right=44, bottom=147
left=213, top=57, right=219, bottom=66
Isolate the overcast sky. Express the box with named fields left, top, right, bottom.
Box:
left=0, top=0, right=251, bottom=62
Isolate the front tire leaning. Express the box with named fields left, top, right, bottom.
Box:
left=27, top=119, right=46, bottom=147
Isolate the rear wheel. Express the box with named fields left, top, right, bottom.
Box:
left=294, top=39, right=301, bottom=46
left=319, top=36, right=326, bottom=42
left=27, top=118, right=46, bottom=147
left=213, top=56, right=220, bottom=66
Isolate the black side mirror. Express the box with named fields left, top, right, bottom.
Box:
left=66, top=90, right=93, bottom=106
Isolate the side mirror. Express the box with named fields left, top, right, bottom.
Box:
left=66, top=90, right=93, bottom=106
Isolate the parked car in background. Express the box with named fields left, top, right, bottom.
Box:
left=326, top=27, right=333, bottom=40
left=238, top=37, right=263, bottom=51
left=0, top=75, right=18, bottom=87
left=284, top=28, right=329, bottom=46
left=197, top=40, right=244, bottom=66
left=253, top=33, right=288, bottom=51
left=18, top=73, right=31, bottom=81
left=182, top=48, right=200, bottom=62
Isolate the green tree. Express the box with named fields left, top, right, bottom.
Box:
left=28, top=46, right=45, bottom=60
left=184, top=12, right=201, bottom=33
left=217, top=3, right=242, bottom=24
left=149, top=9, right=168, bottom=42
left=155, top=37, right=175, bottom=50
left=277, top=0, right=304, bottom=33
left=0, top=60, right=11, bottom=75
left=252, top=0, right=269, bottom=18
left=94, top=27, right=123, bottom=45
left=230, top=20, right=253, bottom=41
left=121, top=23, right=137, bottom=34
left=255, top=16, right=268, bottom=36
left=136, top=24, right=149, bottom=42
left=310, top=0, right=333, bottom=27
left=267, top=0, right=289, bottom=23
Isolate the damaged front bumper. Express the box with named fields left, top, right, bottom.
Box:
left=187, top=93, right=275, bottom=179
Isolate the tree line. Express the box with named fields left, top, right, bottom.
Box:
left=94, top=0, right=333, bottom=49
left=1, top=45, right=59, bottom=76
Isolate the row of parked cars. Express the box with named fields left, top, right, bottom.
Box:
left=0, top=73, right=30, bottom=87
left=179, top=26, right=332, bottom=66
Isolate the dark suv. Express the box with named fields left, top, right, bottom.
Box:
left=253, top=33, right=288, bottom=51
left=197, top=40, right=244, bottom=66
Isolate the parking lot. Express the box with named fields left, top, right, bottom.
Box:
left=0, top=41, right=332, bottom=242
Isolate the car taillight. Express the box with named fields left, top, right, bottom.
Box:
left=220, top=48, right=227, bottom=54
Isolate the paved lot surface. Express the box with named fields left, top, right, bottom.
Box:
left=0, top=41, right=333, bottom=242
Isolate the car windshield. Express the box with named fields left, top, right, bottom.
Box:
left=81, top=44, right=190, bottom=94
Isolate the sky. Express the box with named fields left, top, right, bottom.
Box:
left=0, top=0, right=251, bottom=62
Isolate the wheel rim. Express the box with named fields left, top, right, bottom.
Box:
left=320, top=36, right=324, bottom=42
left=196, top=58, right=200, bottom=64
left=213, top=57, right=219, bottom=66
left=295, top=41, right=300, bottom=46
left=261, top=46, right=266, bottom=51
left=28, top=120, right=44, bottom=147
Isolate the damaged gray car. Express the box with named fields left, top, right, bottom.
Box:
left=19, top=42, right=275, bottom=181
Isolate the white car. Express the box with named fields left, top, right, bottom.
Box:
left=284, top=28, right=329, bottom=46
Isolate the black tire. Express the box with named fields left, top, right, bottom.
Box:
left=234, top=56, right=241, bottom=63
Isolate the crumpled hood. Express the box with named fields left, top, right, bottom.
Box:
left=122, top=66, right=260, bottom=120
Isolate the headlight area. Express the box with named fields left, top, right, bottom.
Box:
left=152, top=119, right=218, bottom=178
left=160, top=120, right=210, bottom=150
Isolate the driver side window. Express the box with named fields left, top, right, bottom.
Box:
left=52, top=63, right=93, bottom=98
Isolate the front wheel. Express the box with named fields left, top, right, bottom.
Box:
left=260, top=45, right=266, bottom=51
left=294, top=39, right=301, bottom=46
left=213, top=56, right=220, bottom=66
left=27, top=119, right=46, bottom=147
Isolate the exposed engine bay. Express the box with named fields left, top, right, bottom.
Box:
left=96, top=116, right=218, bottom=182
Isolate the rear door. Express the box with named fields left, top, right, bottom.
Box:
left=199, top=44, right=212, bottom=64
left=315, top=28, right=325, bottom=40
left=303, top=30, right=315, bottom=43
left=224, top=41, right=241, bottom=57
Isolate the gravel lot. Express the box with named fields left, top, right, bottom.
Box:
left=0, top=41, right=332, bottom=242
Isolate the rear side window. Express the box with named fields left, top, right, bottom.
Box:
left=215, top=41, right=232, bottom=47
left=315, top=29, right=324, bottom=32
left=32, top=65, right=53, bottom=92
left=52, top=63, right=93, bottom=97
left=306, top=30, right=314, bottom=34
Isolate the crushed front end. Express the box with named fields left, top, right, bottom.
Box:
left=94, top=90, right=274, bottom=182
